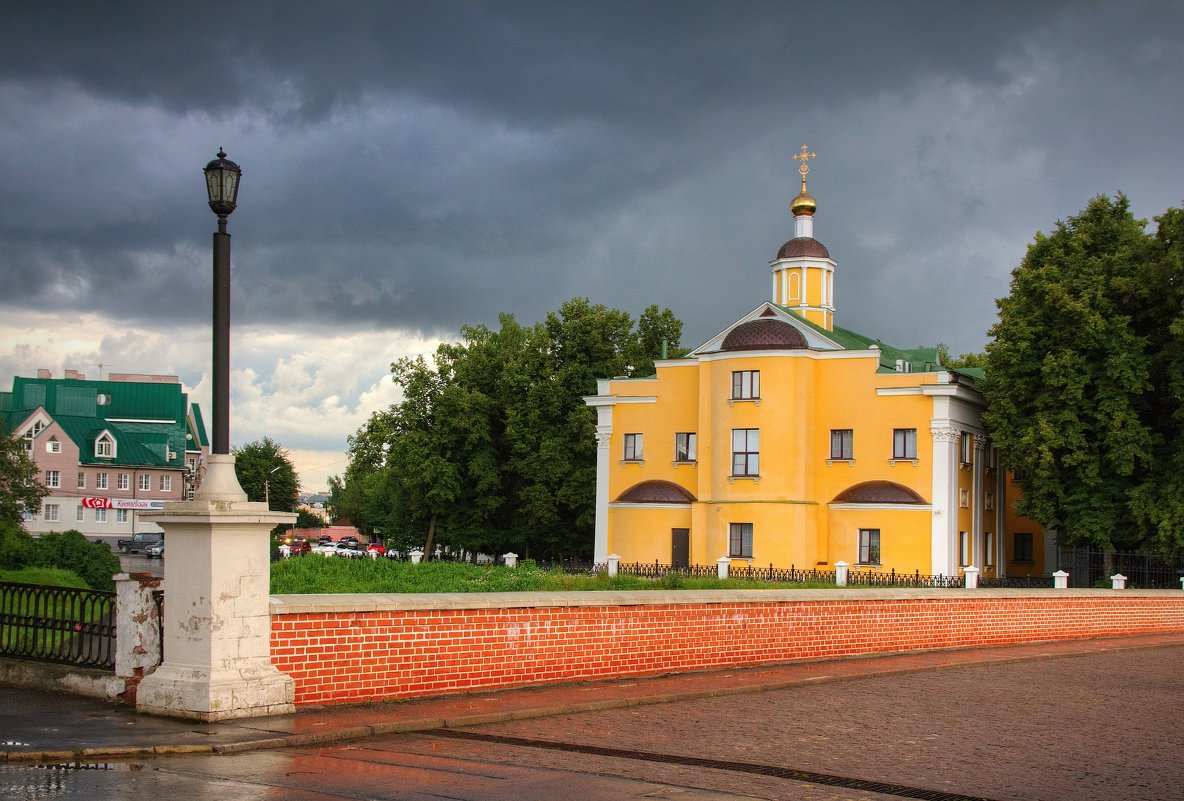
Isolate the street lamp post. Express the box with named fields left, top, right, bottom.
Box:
left=203, top=149, right=241, bottom=456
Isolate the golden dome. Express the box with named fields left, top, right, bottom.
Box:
left=790, top=188, right=816, bottom=216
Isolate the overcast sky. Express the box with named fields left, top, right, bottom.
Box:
left=2, top=1, right=1181, bottom=491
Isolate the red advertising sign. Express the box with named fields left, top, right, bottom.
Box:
left=80, top=497, right=164, bottom=510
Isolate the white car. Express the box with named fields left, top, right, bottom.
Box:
left=145, top=541, right=164, bottom=558
left=312, top=541, right=365, bottom=558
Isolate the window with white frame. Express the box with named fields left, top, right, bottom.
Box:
left=44, top=503, right=59, bottom=522
left=731, top=370, right=760, bottom=400
left=95, top=509, right=107, bottom=524
left=96, top=472, right=108, bottom=490
left=76, top=506, right=85, bottom=522
left=118, top=473, right=130, bottom=491
left=731, top=429, right=760, bottom=476
left=77, top=472, right=86, bottom=489
left=95, top=433, right=114, bottom=458
left=830, top=429, right=853, bottom=460
left=46, top=437, right=61, bottom=454
left=45, top=470, right=60, bottom=488
left=728, top=522, right=753, bottom=558
left=138, top=474, right=151, bottom=491
left=858, top=528, right=881, bottom=565
left=674, top=432, right=697, bottom=463
left=892, top=428, right=917, bottom=460
left=960, top=433, right=973, bottom=465
left=160, top=474, right=171, bottom=491
left=116, top=509, right=128, bottom=523
left=23, top=420, right=45, bottom=451
left=623, top=433, right=643, bottom=462
left=984, top=531, right=995, bottom=568
left=959, top=530, right=971, bottom=567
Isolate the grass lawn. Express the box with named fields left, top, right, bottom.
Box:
left=271, top=556, right=839, bottom=594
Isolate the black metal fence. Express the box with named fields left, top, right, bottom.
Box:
left=1055, top=547, right=1183, bottom=589
left=0, top=582, right=116, bottom=670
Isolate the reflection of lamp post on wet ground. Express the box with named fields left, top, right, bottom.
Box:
left=135, top=149, right=295, bottom=721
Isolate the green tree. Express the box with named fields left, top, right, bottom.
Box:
left=336, top=298, right=685, bottom=561
left=0, top=427, right=48, bottom=529
left=982, top=194, right=1163, bottom=550
left=233, top=437, right=299, bottom=512
left=936, top=344, right=987, bottom=369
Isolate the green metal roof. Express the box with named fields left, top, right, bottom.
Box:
left=773, top=306, right=945, bottom=373
left=1, top=376, right=201, bottom=468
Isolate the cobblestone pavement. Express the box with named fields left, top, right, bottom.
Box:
left=393, top=644, right=1184, bottom=801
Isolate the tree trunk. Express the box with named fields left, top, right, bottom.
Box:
left=423, top=514, right=437, bottom=562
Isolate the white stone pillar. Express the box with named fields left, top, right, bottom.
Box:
left=114, top=572, right=162, bottom=682
left=963, top=565, right=979, bottom=589
left=607, top=553, right=620, bottom=577
left=717, top=556, right=731, bottom=580
left=135, top=454, right=295, bottom=721
left=1111, top=573, right=1127, bottom=590
left=1053, top=570, right=1070, bottom=589
left=503, top=552, right=518, bottom=569
left=593, top=424, right=612, bottom=564
left=410, top=549, right=425, bottom=564
left=972, top=438, right=985, bottom=570
left=930, top=426, right=959, bottom=576
left=834, top=560, right=849, bottom=586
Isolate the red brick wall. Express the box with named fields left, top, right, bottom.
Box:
left=269, top=592, right=1184, bottom=707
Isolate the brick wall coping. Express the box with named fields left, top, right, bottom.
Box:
left=269, top=587, right=1181, bottom=615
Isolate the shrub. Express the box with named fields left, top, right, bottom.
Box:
left=30, top=530, right=121, bottom=591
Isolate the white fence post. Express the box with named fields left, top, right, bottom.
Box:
left=963, top=565, right=979, bottom=589
left=1111, top=573, right=1127, bottom=590
left=1053, top=570, right=1069, bottom=589
left=409, top=549, right=424, bottom=564
left=503, top=552, right=518, bottom=569
left=834, top=560, right=849, bottom=586
left=717, top=556, right=731, bottom=580
left=278, top=544, right=291, bottom=559
left=607, top=553, right=619, bottom=577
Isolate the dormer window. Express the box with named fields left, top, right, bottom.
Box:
left=95, top=433, right=115, bottom=459
left=46, top=437, right=61, bottom=454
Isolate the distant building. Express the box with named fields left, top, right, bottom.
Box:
left=1, top=369, right=209, bottom=537
left=585, top=151, right=1052, bottom=578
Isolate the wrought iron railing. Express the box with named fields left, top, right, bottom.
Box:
left=0, top=582, right=116, bottom=670
left=1055, top=547, right=1183, bottom=589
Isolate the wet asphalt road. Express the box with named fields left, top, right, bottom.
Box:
left=3, top=644, right=1181, bottom=801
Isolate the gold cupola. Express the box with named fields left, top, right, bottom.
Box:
left=790, top=144, right=817, bottom=216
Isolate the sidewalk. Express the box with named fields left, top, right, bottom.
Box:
left=3, top=632, right=1182, bottom=763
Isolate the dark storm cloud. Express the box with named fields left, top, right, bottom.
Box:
left=2, top=1, right=1183, bottom=354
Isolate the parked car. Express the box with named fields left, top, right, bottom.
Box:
left=118, top=532, right=163, bottom=554
left=340, top=535, right=360, bottom=547
left=330, top=542, right=366, bottom=559
left=145, top=541, right=164, bottom=558
left=289, top=540, right=311, bottom=556
left=318, top=534, right=333, bottom=546
left=365, top=542, right=386, bottom=555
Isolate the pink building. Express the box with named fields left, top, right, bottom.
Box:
left=1, top=369, right=209, bottom=537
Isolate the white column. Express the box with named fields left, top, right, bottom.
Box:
left=593, top=408, right=613, bottom=564
left=972, top=437, right=985, bottom=569
left=135, top=454, right=295, bottom=721
left=930, top=426, right=959, bottom=576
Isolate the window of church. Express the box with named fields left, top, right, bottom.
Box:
left=830, top=429, right=853, bottom=460
left=728, top=523, right=753, bottom=558
left=858, top=529, right=880, bottom=565
left=892, top=428, right=917, bottom=460
left=731, top=370, right=760, bottom=400
left=731, top=429, right=759, bottom=476
left=623, top=433, right=643, bottom=462
left=674, top=432, right=696, bottom=463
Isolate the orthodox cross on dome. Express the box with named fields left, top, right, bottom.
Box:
left=792, top=144, right=816, bottom=189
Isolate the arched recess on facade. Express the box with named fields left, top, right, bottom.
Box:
left=615, top=480, right=697, bottom=504
left=787, top=272, right=800, bottom=302
left=832, top=480, right=927, bottom=505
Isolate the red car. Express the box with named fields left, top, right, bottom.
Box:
left=365, top=542, right=386, bottom=555
left=289, top=540, right=312, bottom=556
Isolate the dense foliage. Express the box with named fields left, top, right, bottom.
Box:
left=330, top=298, right=687, bottom=560
left=0, top=526, right=122, bottom=591
left=0, top=428, right=48, bottom=528
left=234, top=436, right=300, bottom=512
left=983, top=195, right=1184, bottom=552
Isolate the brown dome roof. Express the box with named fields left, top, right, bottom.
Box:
left=832, top=480, right=927, bottom=504
left=776, top=237, right=830, bottom=260
left=616, top=480, right=696, bottom=504
left=721, top=319, right=808, bottom=351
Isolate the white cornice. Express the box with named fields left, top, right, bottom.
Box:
left=583, top=395, right=658, bottom=407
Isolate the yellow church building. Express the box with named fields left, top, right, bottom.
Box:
left=586, top=147, right=1050, bottom=579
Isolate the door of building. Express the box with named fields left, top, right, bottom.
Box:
left=671, top=528, right=690, bottom=568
